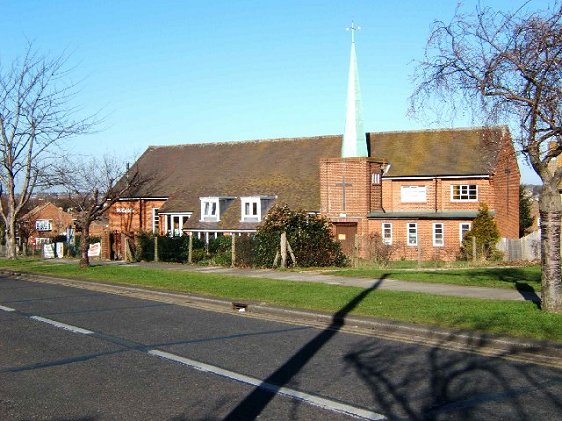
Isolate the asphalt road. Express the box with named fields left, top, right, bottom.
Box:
left=1, top=274, right=562, bottom=420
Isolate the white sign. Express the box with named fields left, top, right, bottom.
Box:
left=56, top=242, right=64, bottom=258
left=88, top=242, right=101, bottom=257
left=400, top=185, right=427, bottom=203
left=115, top=208, right=134, bottom=214
left=43, top=244, right=55, bottom=259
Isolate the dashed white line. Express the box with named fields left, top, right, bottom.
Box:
left=149, top=349, right=386, bottom=420
left=8, top=304, right=385, bottom=418
left=30, top=316, right=94, bottom=335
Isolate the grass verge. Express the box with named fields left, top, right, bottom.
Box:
left=325, top=265, right=542, bottom=290
left=0, top=258, right=559, bottom=343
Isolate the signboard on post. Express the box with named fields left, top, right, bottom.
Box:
left=56, top=242, right=64, bottom=258
left=88, top=242, right=101, bottom=257
left=43, top=244, right=55, bottom=259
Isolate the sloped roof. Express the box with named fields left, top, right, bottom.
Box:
left=369, top=126, right=509, bottom=177
left=127, top=135, right=342, bottom=215
left=20, top=202, right=73, bottom=224
left=122, top=126, right=510, bottom=229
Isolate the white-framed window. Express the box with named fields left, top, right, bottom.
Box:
left=451, top=184, right=478, bottom=201
left=433, top=223, right=444, bottom=247
left=200, top=197, right=220, bottom=221
left=459, top=222, right=471, bottom=243
left=35, top=237, right=51, bottom=246
left=382, top=223, right=392, bottom=245
left=241, top=196, right=261, bottom=222
left=371, top=172, right=381, bottom=185
left=407, top=223, right=418, bottom=246
left=162, top=213, right=192, bottom=237
left=152, top=208, right=160, bottom=234
left=35, top=219, right=52, bottom=231
left=401, top=186, right=427, bottom=203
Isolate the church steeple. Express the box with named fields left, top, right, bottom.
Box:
left=341, top=22, right=368, bottom=158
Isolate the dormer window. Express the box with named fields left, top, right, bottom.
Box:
left=200, top=196, right=235, bottom=222
left=200, top=197, right=220, bottom=221
left=241, top=196, right=275, bottom=222
left=204, top=201, right=217, bottom=217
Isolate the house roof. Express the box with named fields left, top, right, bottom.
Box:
left=369, top=126, right=509, bottom=177
left=20, top=202, right=74, bottom=225
left=125, top=135, right=342, bottom=228
left=121, top=126, right=511, bottom=229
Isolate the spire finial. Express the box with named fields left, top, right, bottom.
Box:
left=346, top=21, right=360, bottom=44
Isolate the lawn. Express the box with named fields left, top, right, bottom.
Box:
left=0, top=258, right=559, bottom=342
left=325, top=263, right=542, bottom=290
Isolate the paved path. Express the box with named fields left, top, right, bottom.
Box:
left=129, top=261, right=536, bottom=302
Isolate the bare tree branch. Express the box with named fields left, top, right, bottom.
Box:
left=410, top=2, right=562, bottom=312
left=0, top=43, right=97, bottom=258
left=51, top=155, right=147, bottom=267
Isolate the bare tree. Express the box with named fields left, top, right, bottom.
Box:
left=0, top=44, right=95, bottom=258
left=54, top=155, right=142, bottom=267
left=410, top=2, right=562, bottom=313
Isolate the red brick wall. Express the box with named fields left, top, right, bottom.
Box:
left=366, top=218, right=471, bottom=261
left=490, top=135, right=520, bottom=239
left=108, top=199, right=167, bottom=235
left=320, top=157, right=385, bottom=218
left=25, top=203, right=74, bottom=244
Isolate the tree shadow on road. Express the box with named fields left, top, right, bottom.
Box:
left=344, top=328, right=562, bottom=420
left=223, top=276, right=386, bottom=420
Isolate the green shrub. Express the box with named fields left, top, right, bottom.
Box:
left=254, top=204, right=346, bottom=267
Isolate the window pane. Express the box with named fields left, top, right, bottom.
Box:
left=382, top=223, right=392, bottom=244
left=433, top=223, right=444, bottom=246
left=407, top=223, right=417, bottom=246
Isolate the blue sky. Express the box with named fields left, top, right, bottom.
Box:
left=1, top=0, right=553, bottom=183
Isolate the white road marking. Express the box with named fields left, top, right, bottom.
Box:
left=149, top=349, right=386, bottom=420
left=0, top=305, right=16, bottom=312
left=30, top=316, right=94, bottom=335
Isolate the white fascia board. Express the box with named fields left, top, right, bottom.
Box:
left=384, top=174, right=489, bottom=180
left=116, top=197, right=169, bottom=201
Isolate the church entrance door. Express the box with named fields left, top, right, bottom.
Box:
left=334, top=223, right=357, bottom=256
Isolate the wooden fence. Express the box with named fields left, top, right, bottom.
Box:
left=497, top=230, right=541, bottom=262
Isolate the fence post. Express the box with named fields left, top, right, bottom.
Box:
left=472, top=236, right=477, bottom=263
left=154, top=236, right=159, bottom=262
left=280, top=231, right=288, bottom=269
left=188, top=234, right=193, bottom=264
left=231, top=234, right=236, bottom=268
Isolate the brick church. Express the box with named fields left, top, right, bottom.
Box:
left=107, top=26, right=519, bottom=261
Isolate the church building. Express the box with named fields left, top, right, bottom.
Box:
left=108, top=25, right=520, bottom=261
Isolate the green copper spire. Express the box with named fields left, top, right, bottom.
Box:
left=342, top=22, right=368, bottom=158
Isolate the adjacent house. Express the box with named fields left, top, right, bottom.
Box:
left=19, top=202, right=74, bottom=249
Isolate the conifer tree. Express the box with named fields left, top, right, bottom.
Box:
left=461, top=203, right=500, bottom=260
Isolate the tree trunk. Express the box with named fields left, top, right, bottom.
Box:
left=539, top=183, right=562, bottom=313
left=5, top=213, right=18, bottom=259
left=80, top=224, right=90, bottom=268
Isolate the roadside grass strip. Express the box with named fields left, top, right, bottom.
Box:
left=149, top=349, right=386, bottom=420
left=2, top=259, right=561, bottom=342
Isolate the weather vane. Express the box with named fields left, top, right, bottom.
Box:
left=346, top=21, right=360, bottom=43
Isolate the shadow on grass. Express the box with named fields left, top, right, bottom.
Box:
left=223, top=276, right=386, bottom=420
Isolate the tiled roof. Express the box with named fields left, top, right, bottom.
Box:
left=125, top=136, right=342, bottom=227
left=369, top=126, right=509, bottom=177
left=122, top=126, right=509, bottom=230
